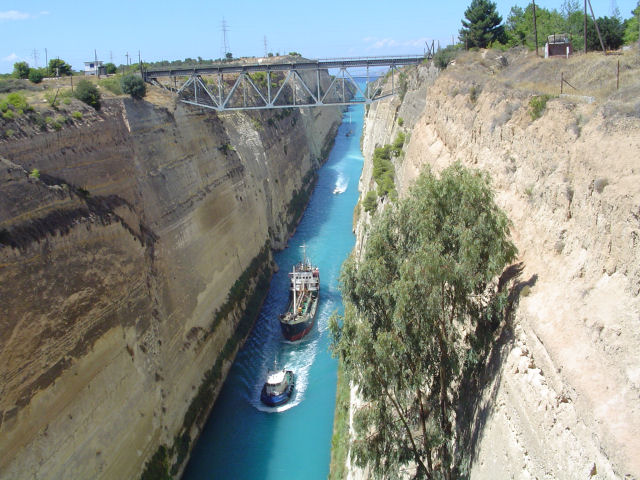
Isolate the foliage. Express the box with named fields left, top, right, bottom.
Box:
left=104, top=62, right=117, bottom=74
left=329, top=361, right=351, bottom=480
left=587, top=16, right=625, bottom=50
left=140, top=445, right=172, bottom=480
left=288, top=51, right=302, bottom=56
left=74, top=80, right=101, bottom=110
left=99, top=76, right=123, bottom=95
left=529, top=94, right=552, bottom=120
left=469, top=85, right=480, bottom=104
left=121, top=74, right=146, bottom=99
left=29, top=168, right=40, bottom=179
left=372, top=145, right=396, bottom=199
left=460, top=0, right=506, bottom=48
left=391, top=132, right=405, bottom=157
left=13, top=62, right=30, bottom=79
left=433, top=45, right=460, bottom=69
left=505, top=1, right=583, bottom=50
left=0, top=77, right=29, bottom=94
left=623, top=2, right=639, bottom=44
left=3, top=92, right=30, bottom=112
left=330, top=164, right=516, bottom=479
left=44, top=89, right=72, bottom=108
left=225, top=52, right=233, bottom=61
left=28, top=69, right=44, bottom=84
left=71, top=111, right=83, bottom=120
left=48, top=58, right=72, bottom=76
left=397, top=117, right=404, bottom=126
left=362, top=190, right=378, bottom=214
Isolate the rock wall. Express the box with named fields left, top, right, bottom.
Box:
left=352, top=51, right=640, bottom=479
left=0, top=90, right=341, bottom=479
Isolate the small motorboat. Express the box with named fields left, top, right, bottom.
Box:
left=260, top=368, right=295, bottom=407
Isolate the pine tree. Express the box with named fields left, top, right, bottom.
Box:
left=459, top=0, right=506, bottom=48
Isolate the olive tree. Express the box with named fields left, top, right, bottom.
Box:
left=331, top=163, right=516, bottom=479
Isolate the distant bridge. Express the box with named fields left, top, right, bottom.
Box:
left=143, top=55, right=429, bottom=111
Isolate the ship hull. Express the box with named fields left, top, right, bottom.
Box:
left=280, top=295, right=318, bottom=341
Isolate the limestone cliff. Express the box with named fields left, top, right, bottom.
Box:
left=0, top=87, right=341, bottom=479
left=350, top=50, right=640, bottom=479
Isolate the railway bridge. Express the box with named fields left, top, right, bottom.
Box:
left=143, top=55, right=429, bottom=112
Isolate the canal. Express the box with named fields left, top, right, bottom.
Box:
left=184, top=103, right=364, bottom=479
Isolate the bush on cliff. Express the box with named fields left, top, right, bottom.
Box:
left=121, top=74, right=146, bottom=99
left=330, top=163, right=516, bottom=479
left=74, top=80, right=101, bottom=110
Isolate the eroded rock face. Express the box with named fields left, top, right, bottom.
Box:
left=0, top=93, right=341, bottom=478
left=354, top=53, right=640, bottom=479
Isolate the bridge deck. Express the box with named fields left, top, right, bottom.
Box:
left=144, top=55, right=427, bottom=79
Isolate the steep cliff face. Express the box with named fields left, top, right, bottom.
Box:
left=353, top=51, right=640, bottom=479
left=0, top=89, right=341, bottom=478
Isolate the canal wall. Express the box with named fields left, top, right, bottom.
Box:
left=0, top=83, right=341, bottom=478
left=349, top=49, right=640, bottom=478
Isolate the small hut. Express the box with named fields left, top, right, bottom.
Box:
left=545, top=34, right=572, bottom=58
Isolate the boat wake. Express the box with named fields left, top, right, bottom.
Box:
left=333, top=174, right=348, bottom=195
left=250, top=333, right=319, bottom=413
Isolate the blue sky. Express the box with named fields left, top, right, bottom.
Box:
left=1, top=0, right=637, bottom=74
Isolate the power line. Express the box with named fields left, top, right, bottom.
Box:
left=32, top=48, right=39, bottom=67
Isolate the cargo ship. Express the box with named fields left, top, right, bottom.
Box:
left=279, top=245, right=319, bottom=341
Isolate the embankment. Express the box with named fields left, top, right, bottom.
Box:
left=0, top=84, right=341, bottom=479
left=344, top=49, right=640, bottom=479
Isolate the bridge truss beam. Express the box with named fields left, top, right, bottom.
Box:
left=144, top=55, right=427, bottom=111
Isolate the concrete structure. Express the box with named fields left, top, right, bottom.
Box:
left=545, top=34, right=572, bottom=58
left=84, top=61, right=106, bottom=76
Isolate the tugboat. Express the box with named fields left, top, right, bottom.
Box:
left=279, top=245, right=320, bottom=341
left=260, top=367, right=295, bottom=407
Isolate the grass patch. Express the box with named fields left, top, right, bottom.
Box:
left=99, top=76, right=123, bottom=95
left=71, top=111, right=82, bottom=120
left=528, top=94, right=553, bottom=121
left=329, top=360, right=350, bottom=480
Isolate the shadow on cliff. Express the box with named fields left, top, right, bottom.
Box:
left=453, top=262, right=538, bottom=478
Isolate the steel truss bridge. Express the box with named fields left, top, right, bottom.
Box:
left=143, top=55, right=428, bottom=111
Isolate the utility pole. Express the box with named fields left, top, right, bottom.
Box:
left=110, top=51, right=113, bottom=63
left=264, top=35, right=268, bottom=57
left=125, top=52, right=129, bottom=69
left=533, top=0, right=539, bottom=56
left=32, top=49, right=39, bottom=67
left=45, top=48, right=48, bottom=68
left=138, top=50, right=143, bottom=78
left=584, top=0, right=588, bottom=53
left=94, top=49, right=99, bottom=78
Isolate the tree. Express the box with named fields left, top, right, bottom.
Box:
left=48, top=58, right=72, bottom=76
left=121, top=75, right=146, bottom=99
left=505, top=3, right=568, bottom=49
left=74, top=79, right=101, bottom=110
left=587, top=16, right=625, bottom=50
left=28, top=69, right=44, bottom=84
left=623, top=2, right=640, bottom=45
left=225, top=52, right=233, bottom=61
left=104, top=62, right=117, bottom=74
left=331, top=164, right=516, bottom=479
left=13, top=62, right=30, bottom=79
left=459, top=0, right=506, bottom=48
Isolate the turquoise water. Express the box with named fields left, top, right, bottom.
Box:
left=183, top=104, right=364, bottom=480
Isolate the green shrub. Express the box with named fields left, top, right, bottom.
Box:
left=48, top=59, right=72, bottom=77
left=398, top=72, right=408, bottom=102
left=29, top=168, right=40, bottom=179
left=363, top=190, right=378, bottom=214
left=5, top=129, right=15, bottom=137
left=391, top=132, right=405, bottom=157
left=104, top=62, right=117, bottom=75
left=13, top=62, right=30, bottom=79
left=372, top=145, right=396, bottom=198
left=529, top=94, right=552, bottom=121
left=71, top=111, right=82, bottom=120
left=99, top=76, right=123, bottom=95
left=74, top=80, right=101, bottom=110
left=2, top=110, right=14, bottom=120
left=121, top=74, right=146, bottom=99
left=469, top=85, right=480, bottom=104
left=433, top=45, right=459, bottom=69
left=397, top=117, right=404, bottom=126
left=28, top=69, right=44, bottom=84
left=6, top=92, right=29, bottom=111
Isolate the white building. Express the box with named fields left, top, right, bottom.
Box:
left=84, top=61, right=106, bottom=76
